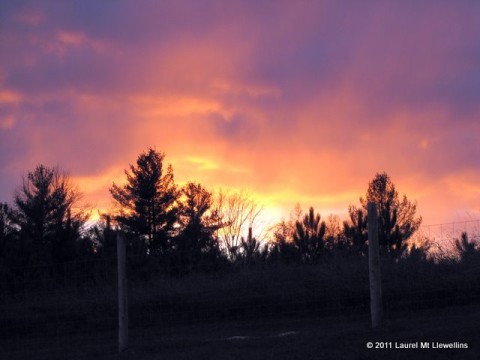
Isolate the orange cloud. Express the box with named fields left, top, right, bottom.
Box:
left=1, top=1, right=479, bottom=234
left=0, top=116, right=15, bottom=129
left=0, top=90, right=22, bottom=103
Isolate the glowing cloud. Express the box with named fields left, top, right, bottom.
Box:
left=0, top=1, right=479, bottom=230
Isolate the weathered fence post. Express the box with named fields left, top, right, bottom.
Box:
left=368, top=202, right=383, bottom=328
left=117, top=232, right=128, bottom=352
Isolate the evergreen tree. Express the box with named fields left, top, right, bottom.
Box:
left=90, top=213, right=117, bottom=258
left=110, top=148, right=179, bottom=255
left=239, top=227, right=268, bottom=265
left=0, top=202, right=18, bottom=284
left=175, top=182, right=223, bottom=271
left=12, top=165, right=86, bottom=264
left=293, top=207, right=326, bottom=262
left=342, top=205, right=368, bottom=255
left=358, top=172, right=422, bottom=256
left=455, top=232, right=479, bottom=263
left=0, top=202, right=15, bottom=252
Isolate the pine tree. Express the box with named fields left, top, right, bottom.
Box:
left=110, top=148, right=179, bottom=255
left=0, top=202, right=18, bottom=282
left=343, top=205, right=368, bottom=255
left=293, top=207, right=326, bottom=262
left=360, top=172, right=422, bottom=256
left=0, top=202, right=15, bottom=252
left=12, top=165, right=85, bottom=264
left=455, top=232, right=479, bottom=263
left=175, top=183, right=223, bottom=271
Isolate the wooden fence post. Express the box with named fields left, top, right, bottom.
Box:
left=368, top=202, right=383, bottom=328
left=117, top=232, right=128, bottom=352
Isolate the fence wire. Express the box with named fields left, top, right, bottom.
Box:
left=417, top=219, right=480, bottom=244
left=1, top=250, right=480, bottom=359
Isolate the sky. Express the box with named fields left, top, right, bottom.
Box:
left=1, top=1, right=480, bottom=232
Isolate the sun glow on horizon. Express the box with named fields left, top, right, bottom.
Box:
left=0, top=1, right=479, bottom=235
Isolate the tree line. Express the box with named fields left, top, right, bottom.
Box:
left=1, top=148, right=477, bottom=284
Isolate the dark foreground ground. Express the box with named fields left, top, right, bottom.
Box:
left=2, top=303, right=480, bottom=360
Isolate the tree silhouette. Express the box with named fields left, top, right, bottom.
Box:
left=239, top=227, right=268, bottom=265
left=215, top=189, right=262, bottom=259
left=11, top=165, right=86, bottom=264
left=90, top=213, right=117, bottom=258
left=293, top=207, right=326, bottom=262
left=269, top=205, right=303, bottom=263
left=175, top=182, right=223, bottom=272
left=0, top=202, right=18, bottom=282
left=324, top=214, right=351, bottom=254
left=455, top=232, right=479, bottom=263
left=110, top=148, right=179, bottom=255
left=0, top=202, right=15, bottom=250
left=407, top=239, right=431, bottom=264
left=269, top=219, right=297, bottom=263
left=359, top=172, right=422, bottom=257
left=343, top=205, right=368, bottom=255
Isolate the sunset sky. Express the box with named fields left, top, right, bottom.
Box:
left=1, top=1, right=479, bottom=232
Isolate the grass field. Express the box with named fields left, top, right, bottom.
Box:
left=2, top=258, right=480, bottom=359
left=2, top=303, right=480, bottom=360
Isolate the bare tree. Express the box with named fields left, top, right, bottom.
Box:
left=270, top=203, right=303, bottom=243
left=214, top=189, right=263, bottom=259
left=325, top=213, right=349, bottom=252
left=325, top=214, right=341, bottom=241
